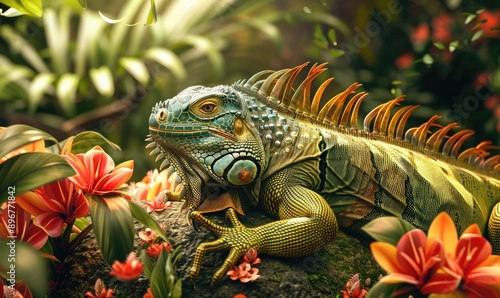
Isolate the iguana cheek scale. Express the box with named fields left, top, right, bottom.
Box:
left=147, top=62, right=500, bottom=285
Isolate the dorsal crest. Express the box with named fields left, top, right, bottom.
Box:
left=233, top=62, right=500, bottom=175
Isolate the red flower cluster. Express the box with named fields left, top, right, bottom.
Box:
left=227, top=248, right=261, bottom=283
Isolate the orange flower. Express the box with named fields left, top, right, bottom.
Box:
left=145, top=242, right=172, bottom=257
left=84, top=279, right=115, bottom=298
left=370, top=228, right=459, bottom=294
left=340, top=274, right=368, bottom=298
left=0, top=202, right=48, bottom=249
left=109, top=252, right=143, bottom=281
left=138, top=228, right=157, bottom=244
left=16, top=179, right=89, bottom=237
left=62, top=146, right=134, bottom=196
left=133, top=168, right=183, bottom=202
left=431, top=213, right=500, bottom=297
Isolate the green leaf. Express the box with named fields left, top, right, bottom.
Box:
left=433, top=42, right=445, bottom=50
left=0, top=26, right=49, bottom=72
left=422, top=53, right=434, bottom=65
left=471, top=30, right=483, bottom=42
left=0, top=7, right=23, bottom=17
left=144, top=48, right=187, bottom=81
left=128, top=201, right=169, bottom=242
left=46, top=131, right=121, bottom=154
left=0, top=152, right=76, bottom=203
left=119, top=57, right=150, bottom=86
left=0, top=0, right=42, bottom=17
left=329, top=48, right=345, bottom=58
left=77, top=0, right=87, bottom=8
left=146, top=0, right=157, bottom=25
left=0, top=241, right=47, bottom=297
left=464, top=13, right=476, bottom=25
left=140, top=250, right=154, bottom=279
left=183, top=35, right=225, bottom=79
left=88, top=195, right=134, bottom=264
left=327, top=28, right=337, bottom=46
left=313, top=24, right=328, bottom=49
left=361, top=217, right=416, bottom=246
left=449, top=40, right=460, bottom=53
left=28, top=73, right=55, bottom=113
left=44, top=8, right=71, bottom=74
left=365, top=281, right=400, bottom=298
left=0, top=124, right=58, bottom=159
left=56, top=73, right=80, bottom=117
left=90, top=66, right=115, bottom=97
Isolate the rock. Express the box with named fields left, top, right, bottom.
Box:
left=51, top=201, right=384, bottom=297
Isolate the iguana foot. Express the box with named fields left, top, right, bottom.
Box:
left=189, top=208, right=259, bottom=286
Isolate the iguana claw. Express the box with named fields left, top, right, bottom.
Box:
left=189, top=208, right=257, bottom=286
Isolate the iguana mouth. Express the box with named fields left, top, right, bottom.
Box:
left=148, top=125, right=237, bottom=142
left=145, top=133, right=212, bottom=213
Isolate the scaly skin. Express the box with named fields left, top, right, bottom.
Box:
left=147, top=62, right=500, bottom=285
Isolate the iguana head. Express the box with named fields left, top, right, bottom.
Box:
left=148, top=85, right=266, bottom=212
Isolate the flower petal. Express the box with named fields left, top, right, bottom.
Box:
left=85, top=146, right=115, bottom=186
left=462, top=224, right=482, bottom=236
left=94, top=167, right=133, bottom=193
left=427, top=212, right=458, bottom=256
left=466, top=266, right=500, bottom=285
left=24, top=224, right=49, bottom=250
left=34, top=212, right=65, bottom=237
left=15, top=191, right=51, bottom=216
left=455, top=234, right=491, bottom=276
left=378, top=273, right=419, bottom=285
left=396, top=229, right=428, bottom=277
left=420, top=271, right=461, bottom=294
left=370, top=242, right=401, bottom=274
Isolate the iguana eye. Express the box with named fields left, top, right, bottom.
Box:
left=156, top=109, right=168, bottom=122
left=192, top=98, right=221, bottom=117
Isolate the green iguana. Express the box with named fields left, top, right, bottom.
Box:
left=146, top=62, right=500, bottom=285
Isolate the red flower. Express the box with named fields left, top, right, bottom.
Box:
left=0, top=202, right=48, bottom=249
left=138, top=228, right=158, bottom=244
left=474, top=10, right=500, bottom=39
left=62, top=146, right=134, bottom=196
left=411, top=22, right=430, bottom=44
left=143, top=288, right=154, bottom=298
left=242, top=247, right=261, bottom=266
left=109, top=252, right=143, bottom=281
left=16, top=179, right=89, bottom=237
left=227, top=262, right=260, bottom=283
left=84, top=279, right=115, bottom=298
left=145, top=242, right=172, bottom=257
left=340, top=274, right=368, bottom=298
left=395, top=52, right=414, bottom=69
left=431, top=13, right=453, bottom=44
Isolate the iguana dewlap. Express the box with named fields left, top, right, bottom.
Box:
left=147, top=62, right=500, bottom=285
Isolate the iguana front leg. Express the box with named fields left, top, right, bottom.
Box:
left=189, top=167, right=339, bottom=285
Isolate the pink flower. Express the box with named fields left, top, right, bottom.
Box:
left=0, top=202, right=48, bottom=250
left=109, top=252, right=143, bottom=281
left=16, top=179, right=89, bottom=238
left=242, top=247, right=261, bottom=266
left=138, top=228, right=157, bottom=244
left=62, top=146, right=134, bottom=196
left=84, top=279, right=115, bottom=298
left=145, top=242, right=172, bottom=257
left=144, top=194, right=172, bottom=213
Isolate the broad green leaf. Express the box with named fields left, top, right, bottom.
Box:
left=433, top=42, right=445, bottom=50
left=120, top=57, right=150, bottom=86
left=56, top=73, right=80, bottom=117
left=75, top=11, right=108, bottom=75
left=146, top=0, right=157, bottom=25
left=0, top=152, right=76, bottom=203
left=144, top=48, right=187, bottom=81
left=0, top=241, right=47, bottom=297
left=45, top=131, right=120, bottom=154
left=361, top=217, right=416, bottom=246
left=0, top=124, right=58, bottom=159
left=44, top=8, right=71, bottom=74
left=90, top=66, right=115, bottom=97
left=140, top=250, right=154, bottom=279
left=0, top=26, right=49, bottom=72
left=88, top=195, right=134, bottom=264
left=128, top=201, right=169, bottom=242
left=28, top=73, right=55, bottom=113
left=313, top=24, right=328, bottom=49
left=0, top=0, right=42, bottom=17
left=327, top=28, right=337, bottom=46
left=365, top=281, right=399, bottom=298
left=77, top=0, right=87, bottom=8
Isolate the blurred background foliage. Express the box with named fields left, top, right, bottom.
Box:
left=0, top=0, right=499, bottom=180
